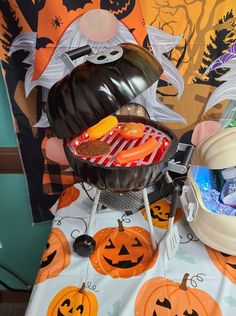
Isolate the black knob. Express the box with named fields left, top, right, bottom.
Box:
left=73, top=235, right=96, bottom=257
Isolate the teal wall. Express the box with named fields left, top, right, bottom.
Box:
left=0, top=70, right=52, bottom=289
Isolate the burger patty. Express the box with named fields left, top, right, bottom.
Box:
left=76, top=140, right=111, bottom=157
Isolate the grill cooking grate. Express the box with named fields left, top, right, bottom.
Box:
left=68, top=123, right=171, bottom=167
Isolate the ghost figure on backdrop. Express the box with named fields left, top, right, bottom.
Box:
left=10, top=9, right=185, bottom=164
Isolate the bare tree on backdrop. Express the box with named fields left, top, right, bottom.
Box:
left=0, top=0, right=22, bottom=60
left=193, top=10, right=236, bottom=86
left=150, top=0, right=236, bottom=82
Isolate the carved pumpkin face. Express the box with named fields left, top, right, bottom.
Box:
left=57, top=186, right=80, bottom=211
left=101, top=0, right=135, bottom=20
left=135, top=273, right=222, bottom=316
left=90, top=220, right=158, bottom=278
left=206, top=246, right=236, bottom=284
left=47, top=284, right=98, bottom=316
left=141, top=199, right=182, bottom=229
left=35, top=228, right=71, bottom=284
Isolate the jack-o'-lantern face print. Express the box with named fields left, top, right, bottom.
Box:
left=101, top=0, right=135, bottom=20
left=141, top=199, right=182, bottom=229
left=102, top=235, right=144, bottom=269
left=206, top=246, right=236, bottom=284
left=40, top=242, right=56, bottom=268
left=35, top=228, right=71, bottom=284
left=135, top=273, right=222, bottom=316
left=90, top=220, right=158, bottom=278
left=47, top=284, right=98, bottom=316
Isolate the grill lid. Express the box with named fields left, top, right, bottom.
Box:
left=46, top=43, right=163, bottom=139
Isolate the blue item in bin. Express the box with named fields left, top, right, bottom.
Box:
left=201, top=188, right=236, bottom=216
left=195, top=166, right=236, bottom=216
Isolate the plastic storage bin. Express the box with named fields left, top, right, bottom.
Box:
left=180, top=127, right=236, bottom=255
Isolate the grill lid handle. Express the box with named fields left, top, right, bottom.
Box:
left=65, top=45, right=92, bottom=60
left=61, top=45, right=93, bottom=71
left=87, top=46, right=123, bottom=65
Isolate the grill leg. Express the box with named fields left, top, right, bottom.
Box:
left=142, top=188, right=157, bottom=250
left=87, top=189, right=101, bottom=236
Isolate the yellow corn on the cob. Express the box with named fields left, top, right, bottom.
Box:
left=87, top=115, right=118, bottom=139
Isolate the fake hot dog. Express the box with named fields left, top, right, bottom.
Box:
left=116, top=138, right=158, bottom=164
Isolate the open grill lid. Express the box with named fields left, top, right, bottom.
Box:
left=46, top=43, right=163, bottom=139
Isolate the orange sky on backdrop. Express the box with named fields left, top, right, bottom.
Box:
left=141, top=0, right=236, bottom=27
left=140, top=0, right=236, bottom=80
left=1, top=0, right=235, bottom=81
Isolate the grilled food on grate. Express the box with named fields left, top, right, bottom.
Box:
left=76, top=140, right=111, bottom=157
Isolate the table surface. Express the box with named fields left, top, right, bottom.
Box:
left=25, top=183, right=236, bottom=316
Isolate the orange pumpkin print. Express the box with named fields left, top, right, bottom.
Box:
left=206, top=246, right=236, bottom=284
left=141, top=199, right=182, bottom=229
left=47, top=283, right=98, bottom=316
left=35, top=228, right=71, bottom=284
left=135, top=273, right=222, bottom=316
left=57, top=186, right=80, bottom=211
left=119, top=122, right=145, bottom=139
left=90, top=220, right=158, bottom=278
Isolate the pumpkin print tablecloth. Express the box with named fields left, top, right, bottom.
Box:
left=25, top=184, right=236, bottom=315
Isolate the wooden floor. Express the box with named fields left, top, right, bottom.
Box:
left=0, top=291, right=31, bottom=316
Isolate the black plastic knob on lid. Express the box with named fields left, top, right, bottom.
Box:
left=46, top=43, right=163, bottom=139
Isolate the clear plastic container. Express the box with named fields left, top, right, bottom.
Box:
left=193, top=166, right=236, bottom=215
left=221, top=167, right=236, bottom=207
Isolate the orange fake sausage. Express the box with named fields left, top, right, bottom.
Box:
left=116, top=138, right=158, bottom=164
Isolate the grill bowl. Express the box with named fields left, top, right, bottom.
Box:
left=64, top=115, right=178, bottom=193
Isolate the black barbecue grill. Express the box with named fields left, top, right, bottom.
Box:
left=46, top=43, right=190, bottom=257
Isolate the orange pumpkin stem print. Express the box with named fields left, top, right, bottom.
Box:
left=90, top=220, right=158, bottom=278
left=135, top=273, right=222, bottom=316
left=35, top=228, right=71, bottom=284
left=57, top=186, right=80, bottom=211
left=141, top=199, right=182, bottom=229
left=47, top=284, right=98, bottom=316
left=206, top=246, right=236, bottom=284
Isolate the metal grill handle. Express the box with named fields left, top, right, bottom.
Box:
left=66, top=45, right=92, bottom=60
left=61, top=45, right=93, bottom=71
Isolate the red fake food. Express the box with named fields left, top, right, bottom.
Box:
left=119, top=122, right=145, bottom=139
left=116, top=138, right=158, bottom=164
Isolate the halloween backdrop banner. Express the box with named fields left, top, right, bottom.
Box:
left=0, top=0, right=236, bottom=222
